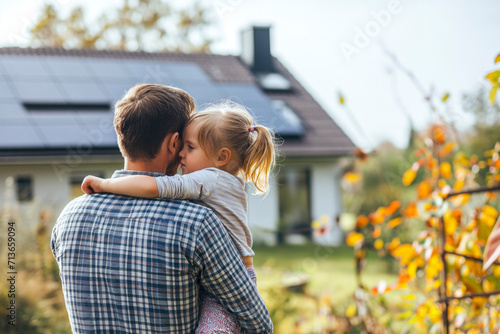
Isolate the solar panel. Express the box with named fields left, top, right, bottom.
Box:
left=164, top=62, right=211, bottom=84
left=175, top=82, right=225, bottom=108
left=44, top=57, right=92, bottom=79
left=35, top=123, right=90, bottom=146
left=216, top=83, right=268, bottom=102
left=56, top=81, right=110, bottom=103
left=0, top=81, right=16, bottom=100
left=29, top=111, right=80, bottom=126
left=0, top=56, right=49, bottom=77
left=0, top=102, right=28, bottom=120
left=13, top=79, right=66, bottom=102
left=125, top=61, right=177, bottom=84
left=215, top=83, right=303, bottom=136
left=87, top=59, right=133, bottom=79
left=0, top=54, right=303, bottom=152
left=0, top=124, right=44, bottom=148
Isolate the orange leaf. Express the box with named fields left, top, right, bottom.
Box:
left=372, top=226, right=381, bottom=238
left=431, top=124, right=446, bottom=145
left=414, top=148, right=427, bottom=157
left=402, top=169, right=417, bottom=186
left=387, top=217, right=402, bottom=229
left=403, top=202, right=419, bottom=218
left=417, top=181, right=431, bottom=199
left=385, top=200, right=401, bottom=215
left=440, top=162, right=453, bottom=179
left=369, top=212, right=384, bottom=224
left=495, top=53, right=500, bottom=64
left=356, top=215, right=369, bottom=228
left=346, top=232, right=364, bottom=246
left=439, top=142, right=455, bottom=157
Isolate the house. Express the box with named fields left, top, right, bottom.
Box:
left=0, top=27, right=355, bottom=245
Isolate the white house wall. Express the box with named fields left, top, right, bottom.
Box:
left=0, top=161, right=122, bottom=229
left=247, top=173, right=279, bottom=246
left=310, top=162, right=344, bottom=246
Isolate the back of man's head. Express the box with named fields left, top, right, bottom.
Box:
left=114, top=84, right=195, bottom=161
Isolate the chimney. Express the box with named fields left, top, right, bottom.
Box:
left=241, top=26, right=275, bottom=73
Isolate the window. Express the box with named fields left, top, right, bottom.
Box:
left=70, top=172, right=105, bottom=199
left=16, top=176, right=33, bottom=202
left=277, top=167, right=311, bottom=243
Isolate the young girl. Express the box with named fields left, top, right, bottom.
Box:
left=81, top=100, right=276, bottom=334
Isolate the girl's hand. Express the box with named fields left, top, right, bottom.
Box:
left=81, top=175, right=105, bottom=194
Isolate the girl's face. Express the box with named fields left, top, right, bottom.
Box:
left=179, top=123, right=216, bottom=174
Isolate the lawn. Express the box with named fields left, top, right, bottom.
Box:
left=253, top=243, right=398, bottom=303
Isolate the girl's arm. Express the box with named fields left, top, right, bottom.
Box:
left=81, top=168, right=219, bottom=199
left=81, top=175, right=159, bottom=198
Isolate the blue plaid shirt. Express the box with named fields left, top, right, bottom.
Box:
left=51, top=170, right=273, bottom=333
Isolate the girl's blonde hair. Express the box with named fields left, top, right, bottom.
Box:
left=188, top=101, right=276, bottom=193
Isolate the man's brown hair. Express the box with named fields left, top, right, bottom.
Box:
left=114, top=84, right=195, bottom=161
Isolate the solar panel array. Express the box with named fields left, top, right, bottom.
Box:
left=0, top=55, right=303, bottom=150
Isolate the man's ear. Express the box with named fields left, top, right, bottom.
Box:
left=216, top=148, right=232, bottom=167
left=167, top=132, right=180, bottom=155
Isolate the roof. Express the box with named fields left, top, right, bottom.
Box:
left=0, top=47, right=354, bottom=160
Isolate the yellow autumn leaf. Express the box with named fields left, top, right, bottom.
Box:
left=483, top=205, right=499, bottom=218
left=345, top=304, right=357, bottom=318
left=338, top=92, right=345, bottom=105
left=311, top=220, right=320, bottom=229
left=486, top=70, right=500, bottom=83
left=495, top=53, right=500, bottom=64
left=407, top=260, right=418, bottom=279
left=490, top=84, right=499, bottom=105
left=441, top=93, right=450, bottom=102
left=391, top=244, right=415, bottom=264
left=440, top=162, right=452, bottom=179
left=346, top=232, right=364, bottom=246
left=343, top=172, right=362, bottom=184
left=387, top=217, right=402, bottom=229
left=402, top=169, right=417, bottom=186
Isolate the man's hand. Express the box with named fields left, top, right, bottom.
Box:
left=81, top=175, right=105, bottom=194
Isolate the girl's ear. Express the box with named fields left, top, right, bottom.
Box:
left=216, top=148, right=232, bottom=167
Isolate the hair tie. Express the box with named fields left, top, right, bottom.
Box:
left=249, top=126, right=255, bottom=133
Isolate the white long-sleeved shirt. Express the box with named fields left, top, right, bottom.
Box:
left=155, top=167, right=254, bottom=257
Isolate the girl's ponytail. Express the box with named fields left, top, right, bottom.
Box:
left=242, top=124, right=276, bottom=194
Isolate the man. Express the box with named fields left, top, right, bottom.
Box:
left=51, top=84, right=273, bottom=333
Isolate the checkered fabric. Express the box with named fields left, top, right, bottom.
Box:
left=51, top=170, right=273, bottom=334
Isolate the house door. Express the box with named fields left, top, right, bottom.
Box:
left=277, top=166, right=311, bottom=243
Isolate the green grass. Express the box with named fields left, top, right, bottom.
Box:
left=253, top=244, right=398, bottom=303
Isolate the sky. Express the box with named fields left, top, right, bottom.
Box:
left=1, top=0, right=499, bottom=151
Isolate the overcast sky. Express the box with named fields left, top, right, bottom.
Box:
left=1, top=0, right=499, bottom=150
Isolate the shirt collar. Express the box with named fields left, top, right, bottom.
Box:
left=112, top=170, right=166, bottom=178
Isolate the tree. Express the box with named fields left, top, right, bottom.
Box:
left=29, top=0, right=213, bottom=53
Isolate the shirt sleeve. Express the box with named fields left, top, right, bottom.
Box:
left=194, top=212, right=273, bottom=333
left=155, top=168, right=219, bottom=200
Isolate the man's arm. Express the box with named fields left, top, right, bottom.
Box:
left=194, top=212, right=273, bottom=333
